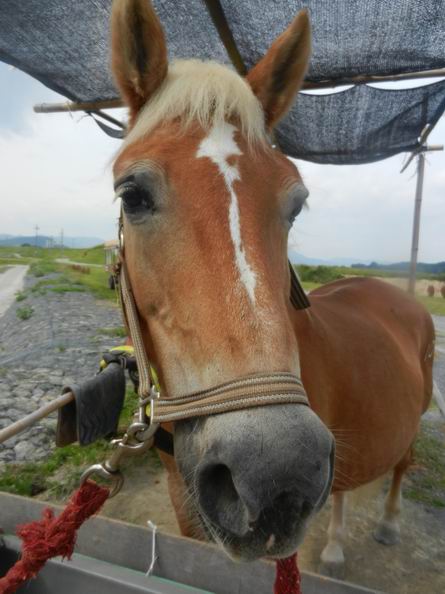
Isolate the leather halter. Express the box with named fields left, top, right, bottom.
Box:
left=116, top=216, right=310, bottom=427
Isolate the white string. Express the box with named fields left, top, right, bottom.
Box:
left=146, top=520, right=158, bottom=576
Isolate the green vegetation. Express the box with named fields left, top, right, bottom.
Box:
left=16, top=306, right=34, bottom=320
left=29, top=260, right=59, bottom=277
left=406, top=427, right=445, bottom=508
left=0, top=441, right=110, bottom=498
left=416, top=295, right=445, bottom=317
left=63, top=266, right=116, bottom=301
left=294, top=264, right=445, bottom=317
left=0, top=265, right=10, bottom=274
left=296, top=264, right=344, bottom=284
left=98, top=326, right=127, bottom=338
left=0, top=244, right=105, bottom=266
left=15, top=291, right=27, bottom=302
left=50, top=285, right=86, bottom=294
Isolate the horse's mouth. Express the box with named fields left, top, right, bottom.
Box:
left=196, top=495, right=315, bottom=562
left=201, top=514, right=312, bottom=562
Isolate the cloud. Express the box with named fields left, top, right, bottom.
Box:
left=0, top=106, right=120, bottom=241
left=290, top=116, right=445, bottom=262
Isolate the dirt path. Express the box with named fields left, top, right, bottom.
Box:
left=0, top=265, right=28, bottom=318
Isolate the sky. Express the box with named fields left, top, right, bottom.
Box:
left=0, top=62, right=443, bottom=263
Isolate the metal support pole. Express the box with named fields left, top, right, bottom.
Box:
left=408, top=153, right=425, bottom=295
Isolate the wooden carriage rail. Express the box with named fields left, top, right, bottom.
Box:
left=0, top=493, right=383, bottom=594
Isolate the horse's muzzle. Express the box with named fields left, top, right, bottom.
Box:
left=175, top=402, right=334, bottom=561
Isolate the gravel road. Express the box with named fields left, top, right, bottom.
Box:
left=0, top=271, right=122, bottom=466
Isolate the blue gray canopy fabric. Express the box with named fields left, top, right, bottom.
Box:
left=0, top=0, right=444, bottom=164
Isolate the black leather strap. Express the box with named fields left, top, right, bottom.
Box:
left=289, top=261, right=311, bottom=309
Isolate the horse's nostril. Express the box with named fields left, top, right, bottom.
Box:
left=199, top=463, right=238, bottom=507
left=197, top=463, right=254, bottom=537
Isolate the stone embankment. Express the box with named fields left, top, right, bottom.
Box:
left=0, top=272, right=123, bottom=467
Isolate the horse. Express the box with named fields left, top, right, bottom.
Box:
left=109, top=0, right=435, bottom=572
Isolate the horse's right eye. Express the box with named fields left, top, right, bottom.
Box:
left=117, top=182, right=155, bottom=214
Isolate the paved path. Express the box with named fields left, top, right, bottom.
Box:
left=0, top=265, right=28, bottom=318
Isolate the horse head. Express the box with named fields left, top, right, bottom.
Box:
left=110, top=0, right=334, bottom=561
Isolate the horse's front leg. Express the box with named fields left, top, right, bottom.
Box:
left=320, top=491, right=346, bottom=578
left=373, top=446, right=412, bottom=545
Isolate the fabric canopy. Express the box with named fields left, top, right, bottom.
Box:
left=0, top=0, right=444, bottom=164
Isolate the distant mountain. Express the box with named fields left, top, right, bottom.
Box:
left=0, top=234, right=13, bottom=240
left=353, top=261, right=445, bottom=275
left=0, top=235, right=104, bottom=248
left=288, top=250, right=372, bottom=267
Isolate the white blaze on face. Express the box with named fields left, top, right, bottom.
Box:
left=197, top=122, right=257, bottom=303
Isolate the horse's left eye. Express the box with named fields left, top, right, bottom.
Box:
left=288, top=201, right=304, bottom=223
left=287, top=184, right=309, bottom=224
left=117, top=182, right=155, bottom=214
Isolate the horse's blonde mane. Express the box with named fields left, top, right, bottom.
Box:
left=123, top=59, right=266, bottom=148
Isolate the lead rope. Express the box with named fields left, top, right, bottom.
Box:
left=275, top=555, right=302, bottom=594
left=0, top=481, right=109, bottom=594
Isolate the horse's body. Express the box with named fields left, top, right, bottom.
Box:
left=294, top=276, right=434, bottom=572
left=297, top=276, right=433, bottom=492
left=109, top=0, right=434, bottom=572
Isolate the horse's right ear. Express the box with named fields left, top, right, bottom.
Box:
left=111, top=0, right=168, bottom=125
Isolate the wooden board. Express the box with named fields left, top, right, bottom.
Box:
left=0, top=493, right=383, bottom=594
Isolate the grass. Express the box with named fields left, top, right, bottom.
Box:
left=29, top=260, right=60, bottom=277
left=0, top=245, right=105, bottom=265
left=296, top=264, right=344, bottom=284
left=15, top=291, right=27, bottom=302
left=0, top=440, right=110, bottom=498
left=300, top=281, right=322, bottom=292
left=416, top=295, right=445, bottom=317
left=98, top=326, right=127, bottom=337
left=50, top=285, right=86, bottom=294
left=406, top=427, right=445, bottom=508
left=16, top=306, right=34, bottom=320
left=0, top=265, right=11, bottom=274
left=63, top=266, right=116, bottom=301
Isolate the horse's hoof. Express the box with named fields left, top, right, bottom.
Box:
left=319, top=560, right=346, bottom=580
left=373, top=521, right=400, bottom=546
left=320, top=543, right=345, bottom=579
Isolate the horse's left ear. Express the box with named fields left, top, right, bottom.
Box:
left=246, top=9, right=311, bottom=130
left=111, top=0, right=168, bottom=124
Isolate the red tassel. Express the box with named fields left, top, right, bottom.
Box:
left=274, top=554, right=302, bottom=594
left=0, top=480, right=109, bottom=594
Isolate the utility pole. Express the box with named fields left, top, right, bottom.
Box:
left=407, top=153, right=425, bottom=295
left=401, top=125, right=443, bottom=296
left=60, top=228, right=64, bottom=255
left=34, top=225, right=39, bottom=248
